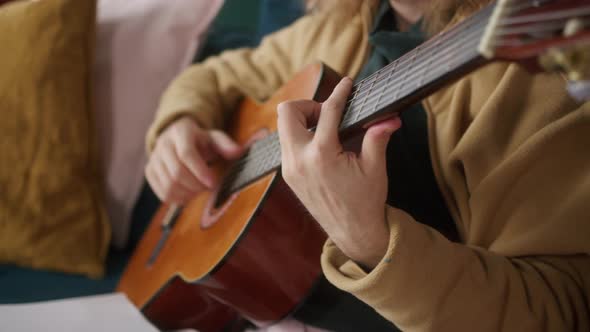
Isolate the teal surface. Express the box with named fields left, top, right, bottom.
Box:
left=0, top=249, right=130, bottom=303
left=0, top=182, right=158, bottom=304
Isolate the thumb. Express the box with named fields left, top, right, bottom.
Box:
left=208, top=130, right=243, bottom=160
left=360, top=117, right=402, bottom=172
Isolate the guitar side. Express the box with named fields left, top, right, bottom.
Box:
left=117, top=63, right=340, bottom=331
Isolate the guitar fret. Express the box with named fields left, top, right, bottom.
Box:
left=418, top=38, right=440, bottom=88
left=395, top=46, right=420, bottom=103
left=352, top=76, right=374, bottom=124
left=342, top=83, right=362, bottom=127
left=373, top=60, right=398, bottom=118
left=218, top=3, right=496, bottom=200
left=357, top=70, right=380, bottom=122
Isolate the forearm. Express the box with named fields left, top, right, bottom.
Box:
left=145, top=47, right=283, bottom=152
left=145, top=5, right=374, bottom=152
left=322, top=207, right=590, bottom=331
left=145, top=9, right=343, bottom=153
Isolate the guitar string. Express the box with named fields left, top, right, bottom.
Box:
left=499, top=5, right=590, bottom=25
left=335, top=4, right=589, bottom=126
left=218, top=27, right=488, bottom=193
left=231, top=19, right=489, bottom=160
left=219, top=1, right=577, bottom=188
left=218, top=21, right=491, bottom=192
left=507, top=0, right=553, bottom=13
left=221, top=25, right=582, bottom=194
left=220, top=10, right=492, bottom=175
left=306, top=1, right=495, bottom=109
left=336, top=5, right=587, bottom=123
left=496, top=18, right=590, bottom=36
left=343, top=25, right=490, bottom=123
left=349, top=3, right=493, bottom=99
left=220, top=28, right=485, bottom=179
left=217, top=21, right=489, bottom=190
left=219, top=2, right=582, bottom=194
left=341, top=33, right=484, bottom=127
left=231, top=2, right=585, bottom=172
left=222, top=5, right=588, bottom=195
left=222, top=1, right=582, bottom=186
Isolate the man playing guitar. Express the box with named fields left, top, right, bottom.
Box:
left=143, top=0, right=590, bottom=330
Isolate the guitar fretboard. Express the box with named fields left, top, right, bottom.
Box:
left=217, top=3, right=495, bottom=204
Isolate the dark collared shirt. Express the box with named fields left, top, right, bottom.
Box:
left=359, top=0, right=458, bottom=241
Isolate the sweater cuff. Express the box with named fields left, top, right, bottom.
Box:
left=320, top=206, right=456, bottom=328
left=321, top=206, right=407, bottom=287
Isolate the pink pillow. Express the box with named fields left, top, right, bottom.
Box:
left=95, top=0, right=224, bottom=248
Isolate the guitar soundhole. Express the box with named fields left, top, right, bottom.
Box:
left=211, top=128, right=271, bottom=209
left=202, top=128, right=271, bottom=229
left=201, top=188, right=237, bottom=229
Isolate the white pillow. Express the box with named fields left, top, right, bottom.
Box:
left=94, top=0, right=224, bottom=248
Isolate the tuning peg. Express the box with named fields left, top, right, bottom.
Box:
left=539, top=46, right=590, bottom=81
left=539, top=18, right=590, bottom=101
left=539, top=45, right=590, bottom=101
left=538, top=17, right=590, bottom=84
left=567, top=80, right=590, bottom=102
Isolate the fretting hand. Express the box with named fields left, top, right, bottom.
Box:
left=277, top=77, right=402, bottom=269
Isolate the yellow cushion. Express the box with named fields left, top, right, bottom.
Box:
left=0, top=0, right=110, bottom=278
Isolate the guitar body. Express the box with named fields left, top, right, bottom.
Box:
left=118, top=63, right=341, bottom=331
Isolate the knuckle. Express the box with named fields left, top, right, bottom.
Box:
left=322, top=99, right=334, bottom=110
left=282, top=159, right=304, bottom=182
left=307, top=146, right=325, bottom=165
left=312, top=140, right=331, bottom=154
left=277, top=101, right=289, bottom=112
left=307, top=146, right=332, bottom=172
left=153, top=136, right=170, bottom=151
left=174, top=124, right=199, bottom=142
left=322, top=99, right=338, bottom=111
left=323, top=97, right=344, bottom=112
left=169, top=165, right=183, bottom=180
left=207, top=130, right=221, bottom=143
left=277, top=100, right=297, bottom=116
left=177, top=145, right=195, bottom=162
left=209, top=129, right=225, bottom=138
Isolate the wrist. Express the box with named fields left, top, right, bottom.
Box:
left=335, top=226, right=389, bottom=271
left=349, top=237, right=388, bottom=271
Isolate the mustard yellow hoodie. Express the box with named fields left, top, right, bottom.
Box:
left=148, top=1, right=590, bottom=331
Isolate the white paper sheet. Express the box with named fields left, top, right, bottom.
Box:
left=0, top=293, right=161, bottom=332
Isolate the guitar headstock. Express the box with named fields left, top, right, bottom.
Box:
left=480, top=0, right=590, bottom=85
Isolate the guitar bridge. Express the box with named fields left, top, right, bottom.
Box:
left=147, top=206, right=182, bottom=267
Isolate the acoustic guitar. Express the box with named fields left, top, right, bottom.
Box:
left=118, top=1, right=590, bottom=331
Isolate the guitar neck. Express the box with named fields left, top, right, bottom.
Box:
left=339, top=6, right=494, bottom=132
left=217, top=3, right=497, bottom=202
